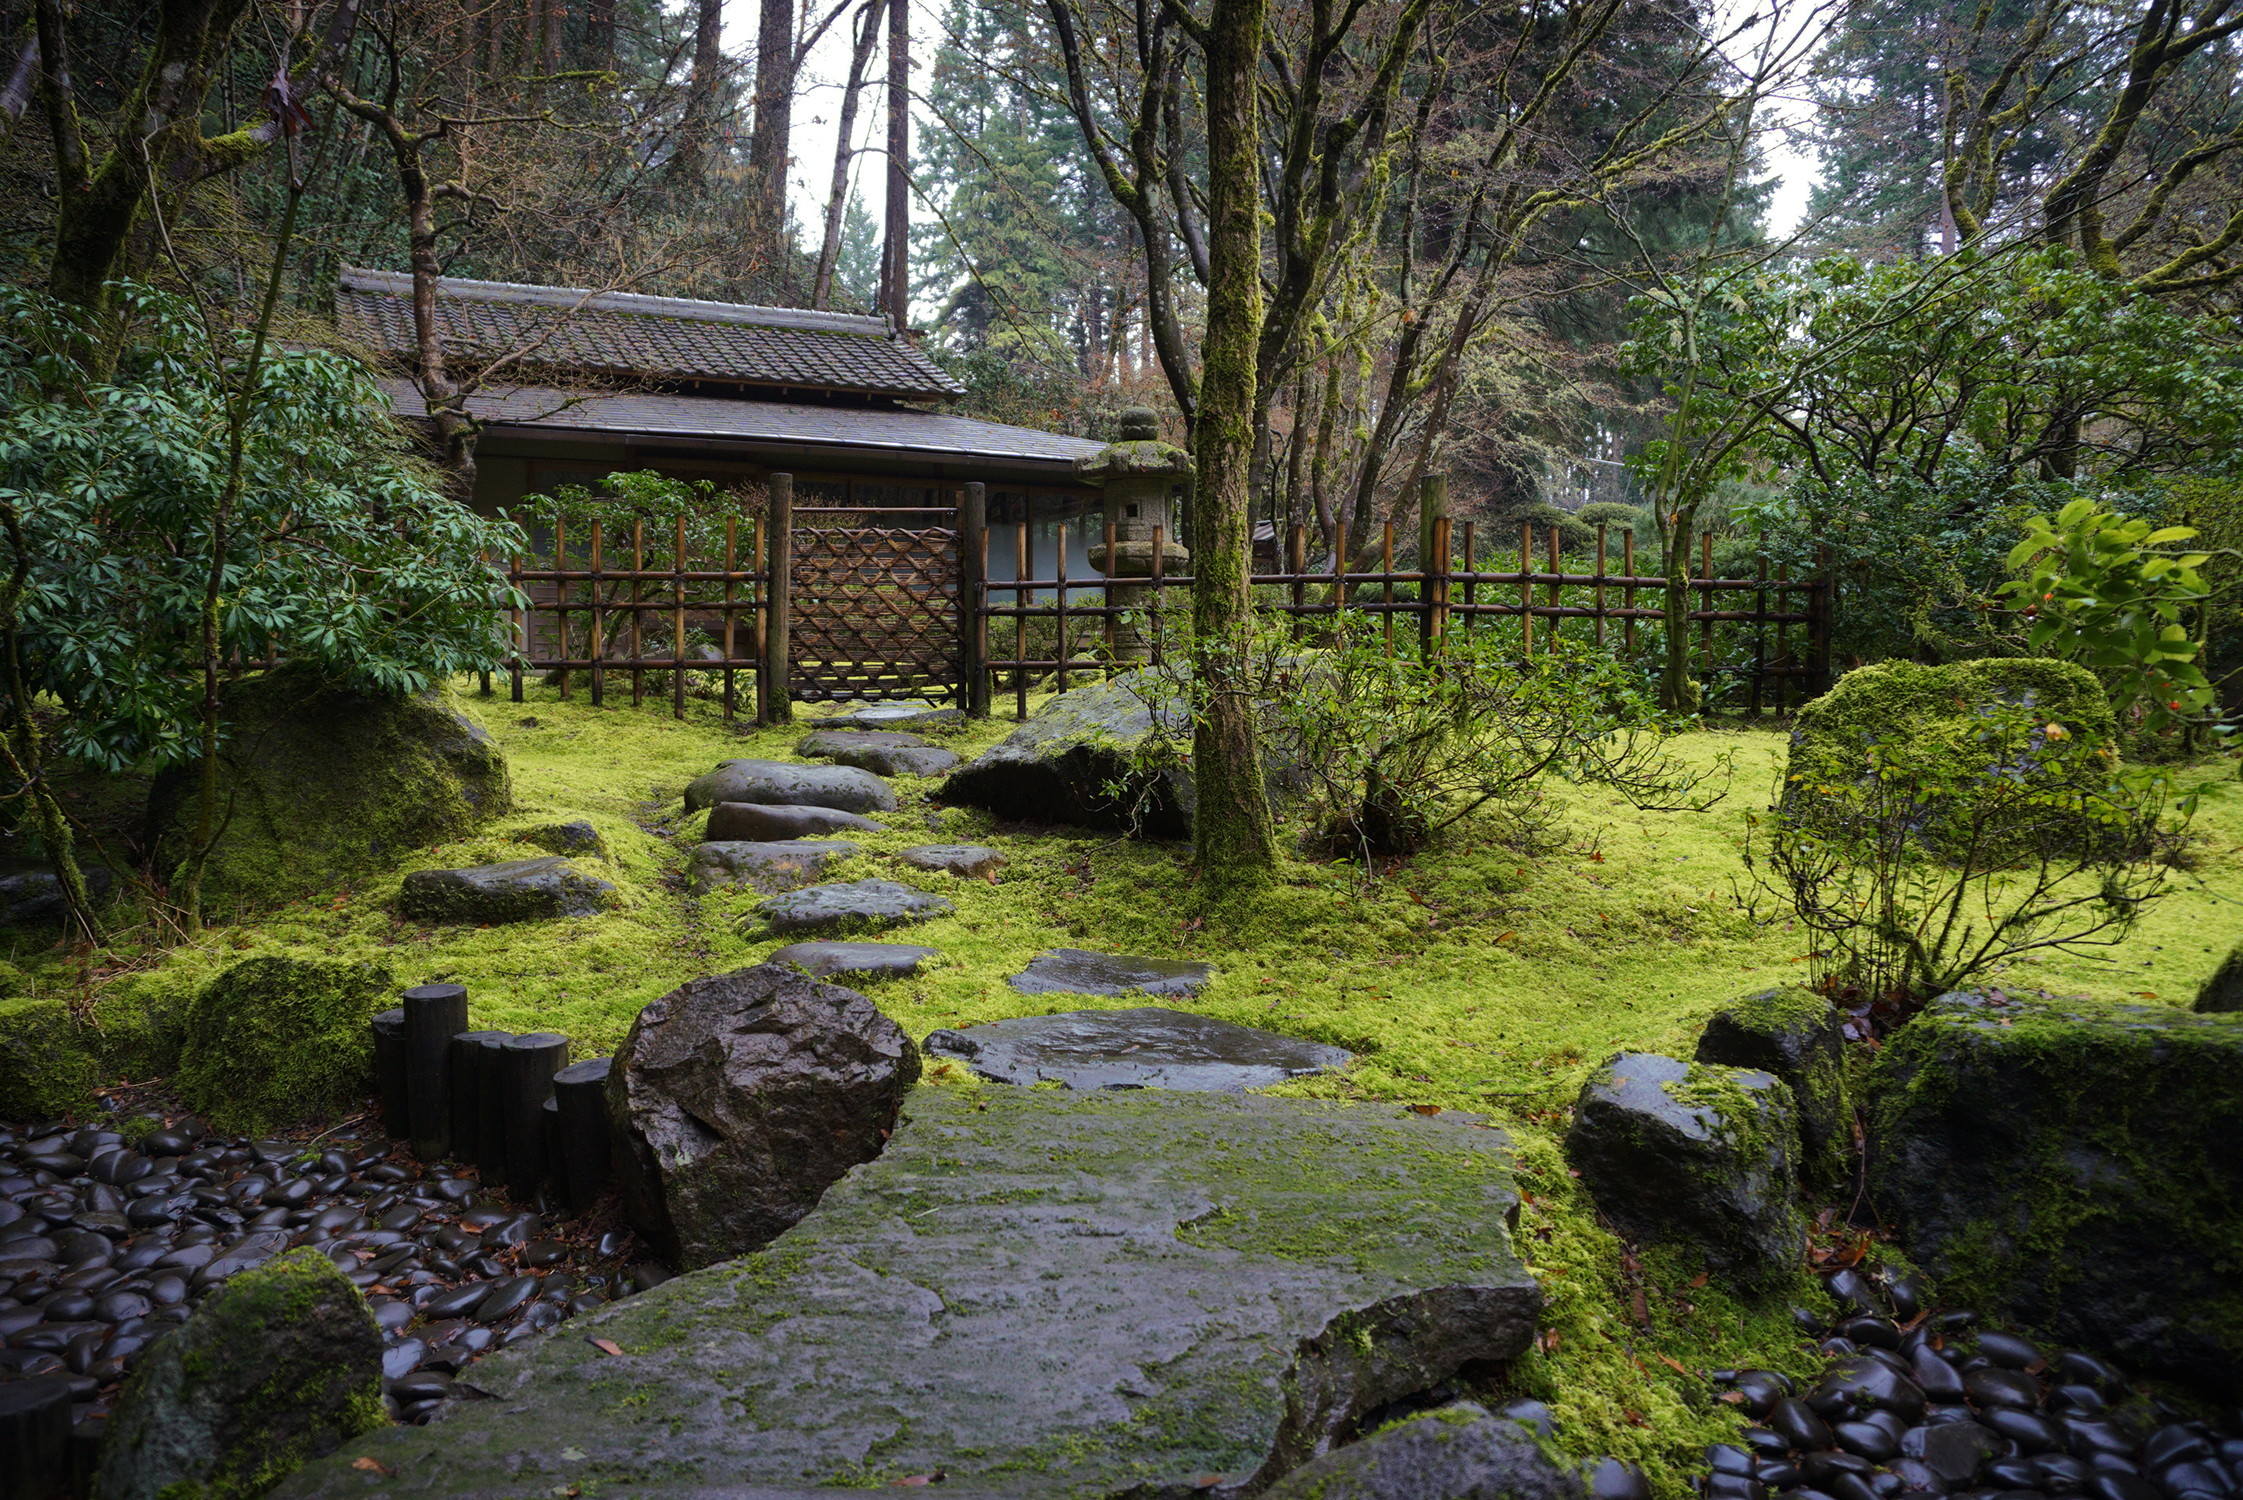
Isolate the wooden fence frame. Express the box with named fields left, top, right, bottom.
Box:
left=499, top=474, right=1832, bottom=725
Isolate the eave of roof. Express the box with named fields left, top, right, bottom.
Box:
left=383, top=382, right=1105, bottom=474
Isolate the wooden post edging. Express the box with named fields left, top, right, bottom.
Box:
left=765, top=474, right=793, bottom=725
left=1418, top=473, right=1448, bottom=657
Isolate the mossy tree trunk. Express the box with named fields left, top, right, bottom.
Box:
left=0, top=500, right=101, bottom=945
left=1188, top=0, right=1278, bottom=888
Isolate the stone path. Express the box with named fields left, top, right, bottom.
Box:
left=926, top=1007, right=1351, bottom=1091
left=279, top=1087, right=1540, bottom=1499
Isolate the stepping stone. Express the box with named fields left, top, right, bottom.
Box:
left=515, top=819, right=605, bottom=857
left=766, top=941, right=940, bottom=981
left=810, top=702, right=967, bottom=732
left=798, top=731, right=961, bottom=778
left=897, top=843, right=1005, bottom=879
left=1009, top=946, right=1213, bottom=997
left=752, top=879, right=952, bottom=936
left=686, top=840, right=857, bottom=895
left=706, top=801, right=883, bottom=841
left=925, top=1006, right=1351, bottom=1092
left=279, top=1088, right=1541, bottom=1499
left=682, top=759, right=895, bottom=815
left=396, top=857, right=616, bottom=924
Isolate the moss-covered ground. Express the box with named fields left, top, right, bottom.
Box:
left=7, top=676, right=2242, bottom=1493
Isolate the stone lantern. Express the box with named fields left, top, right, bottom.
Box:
left=1078, top=407, right=1192, bottom=659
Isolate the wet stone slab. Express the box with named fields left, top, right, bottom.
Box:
left=897, top=843, right=1006, bottom=879
left=277, top=1087, right=1542, bottom=1500
left=687, top=840, right=857, bottom=895
left=1009, top=947, right=1214, bottom=997
left=925, top=1007, right=1351, bottom=1092
left=752, top=879, right=953, bottom=936
left=765, top=941, right=941, bottom=980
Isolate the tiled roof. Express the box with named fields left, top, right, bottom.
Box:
left=338, top=269, right=964, bottom=401
left=380, top=382, right=1105, bottom=470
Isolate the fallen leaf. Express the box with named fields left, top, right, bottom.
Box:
left=353, top=1458, right=397, bottom=1477
left=590, top=1338, right=624, bottom=1357
left=1688, top=1272, right=1708, bottom=1288
left=1494, top=931, right=1516, bottom=944
left=1718, top=1390, right=1747, bottom=1405
left=1408, top=1104, right=1441, bottom=1116
left=1656, top=1353, right=1690, bottom=1376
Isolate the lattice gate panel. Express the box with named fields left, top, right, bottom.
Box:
left=790, top=526, right=961, bottom=702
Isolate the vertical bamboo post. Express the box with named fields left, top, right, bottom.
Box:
left=1750, top=551, right=1768, bottom=718
left=630, top=519, right=646, bottom=708
left=960, top=482, right=988, bottom=716
left=1055, top=517, right=1071, bottom=695
left=1546, top=525, right=1562, bottom=647
left=1417, top=473, right=1448, bottom=658
left=671, top=515, right=687, bottom=720
left=1381, top=521, right=1395, bottom=656
left=1460, top=520, right=1476, bottom=633
left=1288, top=523, right=1306, bottom=640
left=751, top=517, right=769, bottom=724
left=722, top=517, right=738, bottom=721
left=589, top=520, right=605, bottom=707
left=1015, top=519, right=1030, bottom=719
left=1433, top=515, right=1452, bottom=655
left=509, top=543, right=525, bottom=703
left=1622, top=528, right=1637, bottom=655
left=555, top=518, right=570, bottom=701
left=764, top=474, right=793, bottom=725
left=1519, top=519, right=1534, bottom=657
left=1776, top=559, right=1790, bottom=714
left=1594, top=524, right=1608, bottom=649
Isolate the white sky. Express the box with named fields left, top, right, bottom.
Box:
left=728, top=0, right=1828, bottom=296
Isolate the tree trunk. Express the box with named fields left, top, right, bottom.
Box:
left=747, top=0, right=793, bottom=262
left=879, top=0, right=908, bottom=324
left=1189, top=0, right=1277, bottom=887
left=812, top=0, right=883, bottom=309
left=671, top=0, right=726, bottom=187
left=0, top=502, right=101, bottom=946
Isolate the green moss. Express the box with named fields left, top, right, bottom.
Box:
left=0, top=993, right=101, bottom=1117
left=1790, top=658, right=2116, bottom=785
left=173, top=955, right=396, bottom=1134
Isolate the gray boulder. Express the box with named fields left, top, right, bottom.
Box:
left=796, top=728, right=960, bottom=777
left=897, top=842, right=1006, bottom=879
left=686, top=840, right=856, bottom=895
left=603, top=963, right=920, bottom=1268
left=1867, top=990, right=2243, bottom=1395
left=809, top=703, right=966, bottom=732
left=2196, top=942, right=2242, bottom=1012
left=941, top=669, right=1299, bottom=836
left=753, top=878, right=952, bottom=936
left=706, top=801, right=884, bottom=841
left=0, top=865, right=115, bottom=927
left=516, top=819, right=606, bottom=857
left=396, top=856, right=616, bottom=923
left=1565, top=1053, right=1804, bottom=1290
left=682, top=759, right=895, bottom=815
left=277, top=1089, right=1541, bottom=1498
left=1694, top=986, right=1852, bottom=1192
left=926, top=1006, right=1350, bottom=1092
left=1010, top=946, right=1212, bottom=997
left=1259, top=1404, right=1585, bottom=1500
left=143, top=666, right=510, bottom=913
left=97, top=1247, right=383, bottom=1500
left=853, top=744, right=961, bottom=778
left=765, top=941, right=939, bottom=981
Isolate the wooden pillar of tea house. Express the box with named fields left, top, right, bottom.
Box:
left=763, top=473, right=793, bottom=725
left=401, top=983, right=468, bottom=1161
left=370, top=1008, right=408, bottom=1140
left=1080, top=408, right=1192, bottom=661
left=475, top=1031, right=514, bottom=1174
left=448, top=1030, right=511, bottom=1167
left=501, top=1032, right=570, bottom=1200
left=0, top=1374, right=74, bottom=1500
left=552, top=1056, right=614, bottom=1213
left=959, top=482, right=989, bottom=716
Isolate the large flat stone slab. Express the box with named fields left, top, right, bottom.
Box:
left=1010, top=946, right=1213, bottom=997
left=811, top=703, right=967, bottom=732
left=926, top=1007, right=1352, bottom=1092
left=898, top=842, right=1006, bottom=878
left=708, top=801, right=884, bottom=841
left=395, top=856, right=615, bottom=923
left=683, top=760, right=896, bottom=815
left=277, top=1088, right=1542, bottom=1499
left=796, top=729, right=960, bottom=778
left=767, top=941, right=941, bottom=980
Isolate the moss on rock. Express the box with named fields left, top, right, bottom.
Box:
left=1695, top=986, right=1852, bottom=1195
left=174, top=956, right=396, bottom=1135
left=0, top=993, right=102, bottom=1118
left=1865, top=989, right=2243, bottom=1398
left=144, top=667, right=511, bottom=914
left=96, top=1248, right=385, bottom=1500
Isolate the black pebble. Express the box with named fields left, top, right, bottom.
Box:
left=1985, top=1409, right=2065, bottom=1455
left=1966, top=1368, right=2043, bottom=1410
left=1589, top=1458, right=1654, bottom=1500
left=1979, top=1333, right=2047, bottom=1371
left=2088, top=1476, right=2162, bottom=1500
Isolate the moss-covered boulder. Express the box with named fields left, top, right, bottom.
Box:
left=175, top=956, right=396, bottom=1135
left=1865, top=990, right=2243, bottom=1397
left=144, top=667, right=510, bottom=912
left=96, top=1248, right=384, bottom=1500
left=2196, top=941, right=2243, bottom=1012
left=1782, top=659, right=2118, bottom=851
left=1695, top=986, right=1852, bottom=1193
left=1565, top=1053, right=1805, bottom=1292
left=394, top=856, right=617, bottom=923
left=0, top=993, right=101, bottom=1119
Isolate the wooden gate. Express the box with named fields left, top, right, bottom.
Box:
left=788, top=516, right=961, bottom=703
